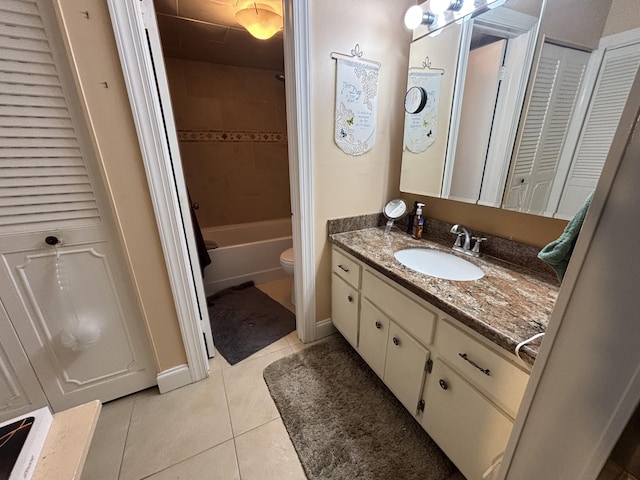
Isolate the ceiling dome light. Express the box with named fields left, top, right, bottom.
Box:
left=235, top=3, right=283, bottom=40
left=404, top=6, right=436, bottom=29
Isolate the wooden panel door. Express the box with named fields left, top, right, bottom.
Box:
left=0, top=0, right=157, bottom=413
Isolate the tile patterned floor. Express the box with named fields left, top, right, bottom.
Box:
left=82, top=278, right=463, bottom=479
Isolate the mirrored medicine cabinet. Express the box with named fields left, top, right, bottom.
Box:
left=399, top=0, right=640, bottom=220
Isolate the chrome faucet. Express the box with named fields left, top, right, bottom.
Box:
left=450, top=224, right=486, bottom=257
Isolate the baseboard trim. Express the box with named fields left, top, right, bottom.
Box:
left=157, top=364, right=193, bottom=394
left=315, top=317, right=337, bottom=340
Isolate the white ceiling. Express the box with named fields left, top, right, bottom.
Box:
left=153, top=0, right=285, bottom=71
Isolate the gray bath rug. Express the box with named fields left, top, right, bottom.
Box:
left=207, top=281, right=295, bottom=365
left=263, top=335, right=455, bottom=480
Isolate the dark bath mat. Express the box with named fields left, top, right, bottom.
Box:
left=207, top=281, right=296, bottom=365
left=263, top=334, right=455, bottom=480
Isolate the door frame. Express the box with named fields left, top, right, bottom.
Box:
left=106, top=0, right=316, bottom=388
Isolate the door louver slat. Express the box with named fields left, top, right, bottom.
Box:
left=0, top=1, right=101, bottom=235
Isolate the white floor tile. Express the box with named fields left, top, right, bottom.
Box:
left=81, top=394, right=135, bottom=480
left=284, top=330, right=302, bottom=347
left=223, top=348, right=293, bottom=436
left=235, top=418, right=306, bottom=480
left=145, top=439, right=240, bottom=480
left=119, top=372, right=232, bottom=480
left=209, top=348, right=231, bottom=374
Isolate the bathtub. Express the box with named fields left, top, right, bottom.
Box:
left=201, top=217, right=293, bottom=295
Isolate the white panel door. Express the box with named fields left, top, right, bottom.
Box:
left=505, top=43, right=590, bottom=214
left=556, top=42, right=640, bottom=219
left=0, top=0, right=156, bottom=414
left=0, top=299, right=48, bottom=422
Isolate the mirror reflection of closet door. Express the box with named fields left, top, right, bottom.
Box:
left=504, top=42, right=590, bottom=215
left=555, top=42, right=640, bottom=219
left=448, top=39, right=506, bottom=203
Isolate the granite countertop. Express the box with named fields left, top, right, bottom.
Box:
left=329, top=227, right=559, bottom=366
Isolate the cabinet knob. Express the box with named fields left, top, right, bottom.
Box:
left=439, top=379, right=448, bottom=390
left=338, top=264, right=350, bottom=273
left=347, top=295, right=353, bottom=303
left=392, top=336, right=400, bottom=346
left=375, top=321, right=382, bottom=329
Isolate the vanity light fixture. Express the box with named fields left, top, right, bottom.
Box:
left=404, top=0, right=506, bottom=35
left=404, top=6, right=437, bottom=29
left=429, top=0, right=465, bottom=14
left=235, top=2, right=283, bottom=40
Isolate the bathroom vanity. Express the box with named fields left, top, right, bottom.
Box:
left=329, top=227, right=558, bottom=479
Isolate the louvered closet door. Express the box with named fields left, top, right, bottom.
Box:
left=556, top=43, right=640, bottom=219
left=504, top=43, right=590, bottom=214
left=0, top=0, right=156, bottom=418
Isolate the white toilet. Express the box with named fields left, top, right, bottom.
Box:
left=279, top=247, right=295, bottom=305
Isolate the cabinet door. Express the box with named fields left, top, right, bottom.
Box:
left=423, top=360, right=514, bottom=480
left=331, top=273, right=359, bottom=347
left=358, top=300, right=389, bottom=379
left=384, top=322, right=429, bottom=414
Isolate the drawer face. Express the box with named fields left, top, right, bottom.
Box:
left=331, top=273, right=360, bottom=348
left=384, top=322, right=429, bottom=415
left=362, top=269, right=436, bottom=346
left=332, top=248, right=362, bottom=289
left=358, top=299, right=390, bottom=379
left=423, top=360, right=514, bottom=480
left=436, top=319, right=530, bottom=418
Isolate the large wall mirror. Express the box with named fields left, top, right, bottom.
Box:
left=399, top=0, right=640, bottom=220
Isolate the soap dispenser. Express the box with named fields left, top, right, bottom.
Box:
left=412, top=203, right=425, bottom=239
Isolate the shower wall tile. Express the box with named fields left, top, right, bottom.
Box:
left=165, top=58, right=290, bottom=227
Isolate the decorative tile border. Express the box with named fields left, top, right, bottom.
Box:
left=177, top=130, right=288, bottom=143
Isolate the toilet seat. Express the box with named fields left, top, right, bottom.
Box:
left=280, top=247, right=294, bottom=266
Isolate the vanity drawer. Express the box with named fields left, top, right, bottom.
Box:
left=332, top=247, right=362, bottom=289
left=362, top=269, right=436, bottom=346
left=436, top=319, right=529, bottom=418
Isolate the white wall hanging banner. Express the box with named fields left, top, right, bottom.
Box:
left=404, top=70, right=441, bottom=153
left=332, top=45, right=380, bottom=156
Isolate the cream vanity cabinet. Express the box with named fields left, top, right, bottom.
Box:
left=331, top=246, right=531, bottom=480
left=331, top=248, right=362, bottom=347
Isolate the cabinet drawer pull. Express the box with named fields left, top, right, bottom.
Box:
left=338, top=264, right=350, bottom=273
left=375, top=321, right=382, bottom=329
left=439, top=379, right=448, bottom=390
left=458, top=353, right=491, bottom=376
left=392, top=336, right=400, bottom=346
left=347, top=295, right=353, bottom=303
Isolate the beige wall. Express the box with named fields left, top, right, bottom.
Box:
left=603, top=0, right=640, bottom=37
left=311, top=0, right=416, bottom=321
left=542, top=0, right=613, bottom=50
left=54, top=1, right=187, bottom=371
left=164, top=59, right=290, bottom=227
left=400, top=194, right=567, bottom=248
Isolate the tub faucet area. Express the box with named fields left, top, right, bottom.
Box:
left=450, top=224, right=486, bottom=257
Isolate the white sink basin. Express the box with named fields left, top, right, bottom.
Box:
left=394, top=248, right=484, bottom=281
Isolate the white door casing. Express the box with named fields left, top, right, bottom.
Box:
left=0, top=0, right=157, bottom=415
left=106, top=0, right=317, bottom=385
